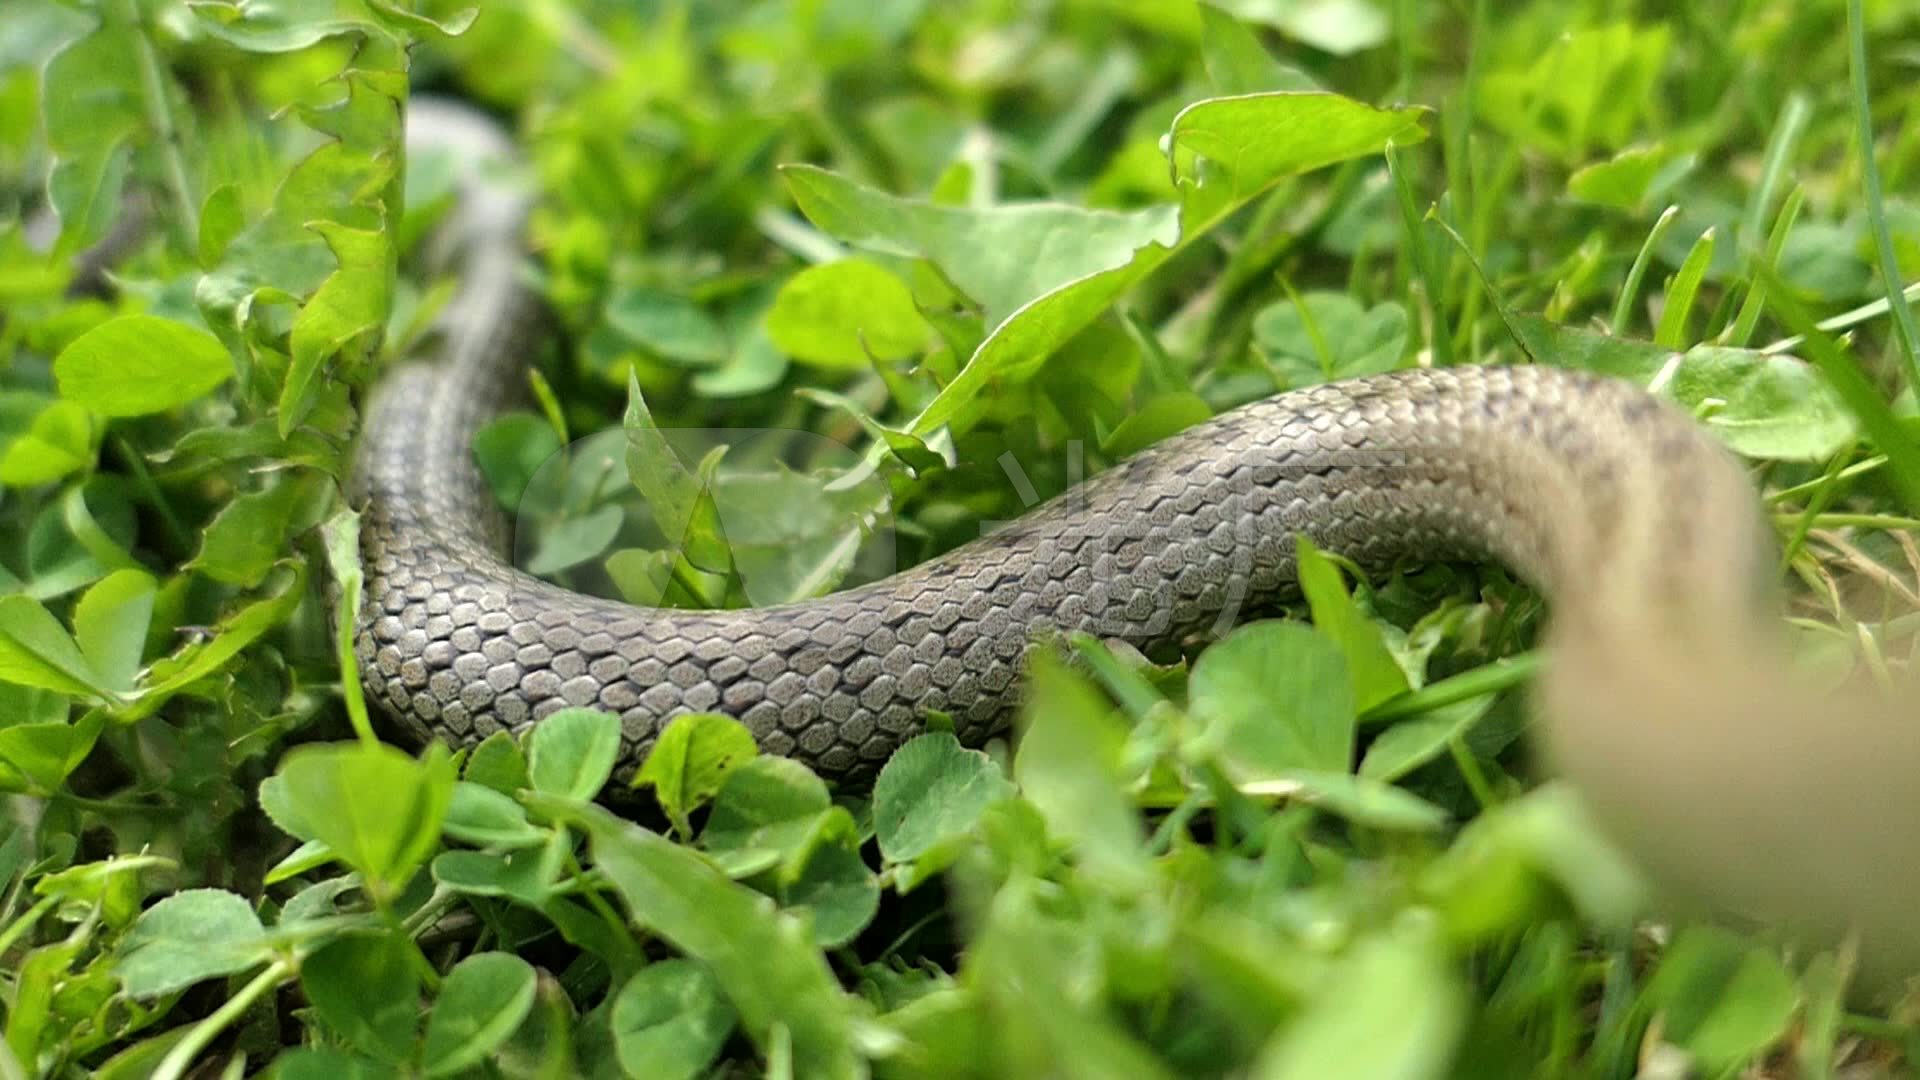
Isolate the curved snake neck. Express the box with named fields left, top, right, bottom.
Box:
left=355, top=102, right=1920, bottom=969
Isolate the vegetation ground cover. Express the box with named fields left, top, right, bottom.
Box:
left=0, top=0, right=1918, bottom=1076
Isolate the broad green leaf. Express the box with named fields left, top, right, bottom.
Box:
left=189, top=472, right=326, bottom=587
left=1198, top=3, right=1318, bottom=94
left=1252, top=917, right=1465, bottom=1078
left=463, top=730, right=531, bottom=795
left=767, top=259, right=929, bottom=367
left=1641, top=927, right=1800, bottom=1071
left=282, top=219, right=392, bottom=436
left=0, top=595, right=107, bottom=699
left=443, top=781, right=548, bottom=849
left=609, top=960, right=737, bottom=1080
left=1520, top=317, right=1857, bottom=460
left=1295, top=536, right=1408, bottom=712
left=117, top=888, right=272, bottom=998
left=422, top=952, right=538, bottom=1077
left=784, top=164, right=1181, bottom=328
left=524, top=504, right=625, bottom=576
left=1099, top=392, right=1213, bottom=458
left=1358, top=696, right=1497, bottom=783
left=782, top=837, right=880, bottom=948
left=1264, top=769, right=1449, bottom=832
left=54, top=315, right=233, bottom=417
left=0, top=711, right=103, bottom=794
left=547, top=798, right=862, bottom=1080
left=41, top=10, right=141, bottom=254
left=0, top=399, right=95, bottom=486
left=1189, top=621, right=1355, bottom=779
left=1253, top=292, right=1409, bottom=387
left=302, top=932, right=420, bottom=1065
left=526, top=707, right=622, bottom=800
left=702, top=756, right=840, bottom=872
left=1217, top=0, right=1388, bottom=56
left=71, top=569, right=154, bottom=695
left=274, top=742, right=456, bottom=899
left=1013, top=651, right=1146, bottom=882
left=134, top=562, right=310, bottom=716
left=872, top=732, right=1014, bottom=864
left=605, top=285, right=729, bottom=367
left=1567, top=144, right=1693, bottom=211
left=634, top=712, right=760, bottom=838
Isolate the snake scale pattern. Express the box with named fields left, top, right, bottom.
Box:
left=353, top=102, right=1777, bottom=782
left=356, top=103, right=1920, bottom=966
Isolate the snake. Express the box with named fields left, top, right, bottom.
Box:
left=354, top=101, right=1920, bottom=968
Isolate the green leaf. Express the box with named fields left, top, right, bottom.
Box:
left=782, top=837, right=880, bottom=948
left=1641, top=927, right=1800, bottom=1071
left=545, top=798, right=863, bottom=1079
left=53, top=315, right=233, bottom=417
left=274, top=742, right=456, bottom=899
left=134, top=562, right=309, bottom=715
left=189, top=472, right=325, bottom=587
left=1253, top=292, right=1409, bottom=387
left=1221, top=0, right=1388, bottom=56
left=198, top=182, right=245, bottom=267
left=471, top=414, right=563, bottom=512
left=784, top=165, right=1181, bottom=328
left=421, top=952, right=539, bottom=1077
left=71, top=569, right=154, bottom=695
left=302, top=932, right=421, bottom=1065
left=1198, top=3, right=1318, bottom=94
left=282, top=219, right=393, bottom=436
left=1358, top=696, right=1497, bottom=783
left=463, top=731, right=530, bottom=795
left=872, top=732, right=1014, bottom=864
left=1295, top=536, right=1408, bottom=712
left=1567, top=144, right=1692, bottom=211
left=443, top=781, right=548, bottom=849
left=117, top=888, right=272, bottom=998
left=634, top=712, right=761, bottom=838
left=1655, top=227, right=1715, bottom=348
left=1252, top=917, right=1465, bottom=1077
left=608, top=960, right=737, bottom=1080
left=0, top=711, right=103, bottom=794
left=702, top=756, right=839, bottom=871
left=1099, top=393, right=1213, bottom=458
left=605, top=285, right=729, bottom=367
left=526, top=707, right=622, bottom=800
left=766, top=259, right=930, bottom=368
left=0, top=399, right=95, bottom=487
left=1189, top=621, right=1355, bottom=779
left=1013, top=650, right=1146, bottom=882
left=1520, top=317, right=1857, bottom=460
left=1265, top=769, right=1449, bottom=832
left=524, top=504, right=625, bottom=576
left=0, top=595, right=108, bottom=700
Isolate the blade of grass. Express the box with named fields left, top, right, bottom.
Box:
left=1756, top=262, right=1920, bottom=514
left=1762, top=280, right=1920, bottom=355
left=1724, top=185, right=1806, bottom=347
left=1387, top=141, right=1451, bottom=366
left=1654, top=227, right=1714, bottom=348
left=1741, top=92, right=1809, bottom=249
left=1609, top=205, right=1680, bottom=336
left=1846, top=0, right=1920, bottom=388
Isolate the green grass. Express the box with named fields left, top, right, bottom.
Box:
left=0, top=0, right=1918, bottom=1076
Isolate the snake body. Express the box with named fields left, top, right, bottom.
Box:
left=356, top=103, right=1920, bottom=964
left=354, top=101, right=1773, bottom=777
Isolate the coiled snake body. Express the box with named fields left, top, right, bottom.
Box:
left=356, top=102, right=1920, bottom=964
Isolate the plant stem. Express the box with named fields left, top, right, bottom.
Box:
left=124, top=0, right=197, bottom=247
left=1846, top=0, right=1920, bottom=389
left=152, top=959, right=294, bottom=1080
